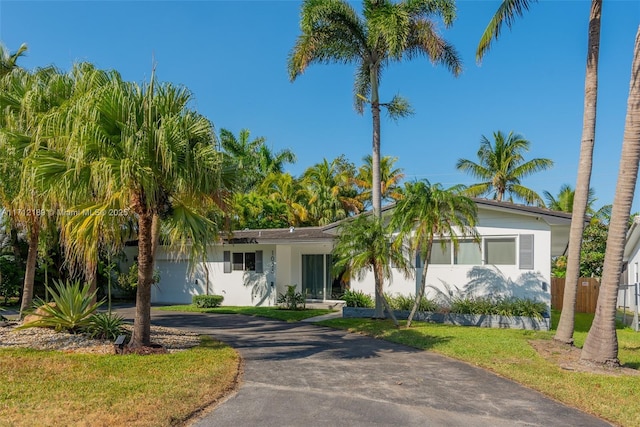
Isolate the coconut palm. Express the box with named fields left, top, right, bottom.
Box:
left=289, top=0, right=461, bottom=218
left=581, top=27, right=640, bottom=365
left=0, top=42, right=27, bottom=77
left=543, top=184, right=596, bottom=214
left=32, top=71, right=224, bottom=347
left=302, top=157, right=361, bottom=226
left=355, top=155, right=405, bottom=209
left=332, top=214, right=411, bottom=326
left=391, top=180, right=477, bottom=326
left=456, top=131, right=552, bottom=205
left=475, top=0, right=602, bottom=351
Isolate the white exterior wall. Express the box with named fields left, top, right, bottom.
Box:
left=150, top=242, right=332, bottom=306
left=622, top=246, right=640, bottom=310
left=350, top=209, right=552, bottom=305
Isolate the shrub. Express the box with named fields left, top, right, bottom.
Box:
left=117, top=263, right=161, bottom=298
left=0, top=254, right=22, bottom=304
left=193, top=295, right=224, bottom=308
left=87, top=312, right=126, bottom=340
left=341, top=289, right=374, bottom=308
left=18, top=280, right=102, bottom=333
left=386, top=293, right=438, bottom=312
left=277, top=285, right=306, bottom=310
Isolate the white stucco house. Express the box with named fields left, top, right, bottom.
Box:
left=139, top=198, right=574, bottom=307
left=620, top=216, right=640, bottom=311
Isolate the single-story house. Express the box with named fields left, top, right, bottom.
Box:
left=621, top=216, right=640, bottom=311
left=138, top=198, right=574, bottom=307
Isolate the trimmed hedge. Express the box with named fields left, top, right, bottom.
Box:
left=192, top=295, right=224, bottom=308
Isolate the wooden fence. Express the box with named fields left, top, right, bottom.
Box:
left=551, top=277, right=600, bottom=313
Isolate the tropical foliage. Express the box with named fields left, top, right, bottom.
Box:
left=332, top=215, right=411, bottom=324
left=391, top=180, right=478, bottom=326
left=18, top=280, right=101, bottom=333
left=289, top=0, right=462, bottom=217
left=456, top=130, right=553, bottom=205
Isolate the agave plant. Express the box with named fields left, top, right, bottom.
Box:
left=18, top=279, right=103, bottom=333
left=87, top=312, right=126, bottom=340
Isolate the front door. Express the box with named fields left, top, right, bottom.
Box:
left=302, top=254, right=325, bottom=299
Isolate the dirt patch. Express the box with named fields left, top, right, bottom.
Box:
left=529, top=339, right=640, bottom=377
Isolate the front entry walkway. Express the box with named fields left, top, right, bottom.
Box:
left=119, top=309, right=610, bottom=427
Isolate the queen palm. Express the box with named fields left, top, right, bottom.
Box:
left=34, top=72, right=224, bottom=347
left=581, top=27, right=640, bottom=365
left=391, top=180, right=477, bottom=327
left=476, top=0, right=602, bottom=348
left=355, top=155, right=405, bottom=209
left=332, top=214, right=411, bottom=326
left=456, top=131, right=552, bottom=205
left=289, top=0, right=461, bottom=219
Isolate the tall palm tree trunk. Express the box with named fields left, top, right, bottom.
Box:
left=555, top=0, right=602, bottom=345
left=370, top=64, right=385, bottom=318
left=131, top=211, right=155, bottom=347
left=581, top=26, right=640, bottom=365
left=19, top=218, right=40, bottom=317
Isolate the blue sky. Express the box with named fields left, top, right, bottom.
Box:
left=1, top=0, right=639, bottom=211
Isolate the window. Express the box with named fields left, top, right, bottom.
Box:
left=245, top=252, right=256, bottom=271
left=226, top=250, right=263, bottom=272
left=485, top=238, right=516, bottom=265
left=429, top=241, right=452, bottom=265
left=455, top=240, right=481, bottom=265
left=232, top=253, right=244, bottom=271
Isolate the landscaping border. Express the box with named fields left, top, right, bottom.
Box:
left=342, top=307, right=550, bottom=331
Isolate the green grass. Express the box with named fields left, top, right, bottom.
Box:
left=319, top=311, right=640, bottom=427
left=0, top=336, right=239, bottom=427
left=156, top=305, right=334, bottom=322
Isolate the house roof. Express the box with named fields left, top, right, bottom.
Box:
left=624, top=216, right=640, bottom=261
left=322, top=198, right=578, bottom=233
left=224, top=226, right=334, bottom=244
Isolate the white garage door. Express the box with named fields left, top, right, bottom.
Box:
left=152, top=261, right=194, bottom=304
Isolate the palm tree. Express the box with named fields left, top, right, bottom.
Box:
left=391, top=180, right=477, bottom=326
left=258, top=172, right=310, bottom=227
left=475, top=0, right=602, bottom=349
left=581, top=27, right=640, bottom=365
left=289, top=0, right=461, bottom=218
left=543, top=184, right=596, bottom=214
left=456, top=131, right=552, bottom=205
left=332, top=214, right=411, bottom=326
left=33, top=71, right=224, bottom=347
left=302, top=157, right=361, bottom=226
left=220, top=128, right=295, bottom=193
left=355, top=155, right=405, bottom=209
left=0, top=42, right=27, bottom=77
left=0, top=66, right=74, bottom=316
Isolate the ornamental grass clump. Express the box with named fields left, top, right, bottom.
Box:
left=18, top=279, right=102, bottom=333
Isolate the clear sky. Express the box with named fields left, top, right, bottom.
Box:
left=1, top=0, right=639, bottom=211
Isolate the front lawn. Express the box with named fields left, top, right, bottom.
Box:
left=0, top=337, right=239, bottom=426
left=319, top=311, right=640, bottom=427
left=156, top=305, right=333, bottom=322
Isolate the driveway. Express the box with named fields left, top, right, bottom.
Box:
left=118, top=308, right=610, bottom=427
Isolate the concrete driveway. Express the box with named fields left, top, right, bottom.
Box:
left=119, top=308, right=611, bottom=427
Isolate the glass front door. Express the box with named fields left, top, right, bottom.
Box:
left=302, top=254, right=325, bottom=299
